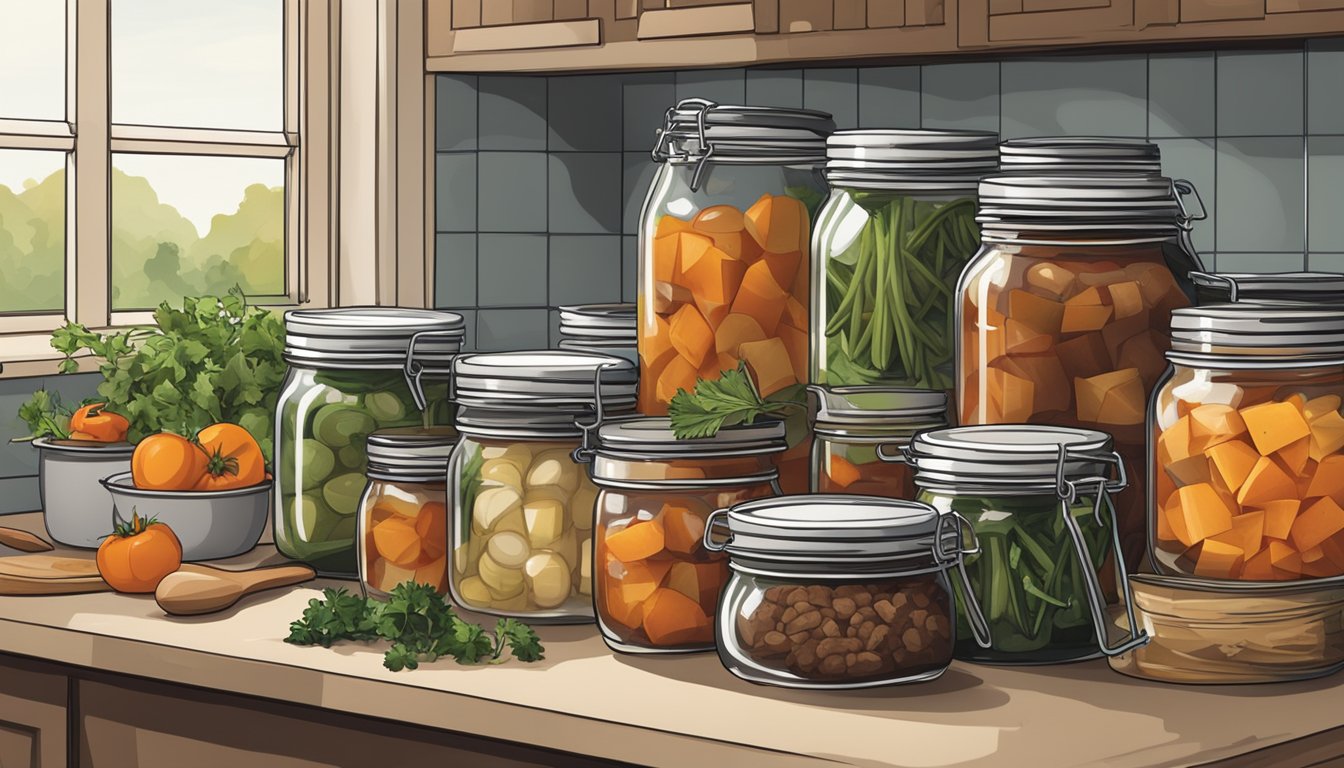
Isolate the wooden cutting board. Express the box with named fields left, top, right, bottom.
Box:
left=0, top=554, right=109, bottom=595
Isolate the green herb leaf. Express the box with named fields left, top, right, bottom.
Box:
left=667, top=363, right=804, bottom=440
left=496, top=618, right=545, bottom=662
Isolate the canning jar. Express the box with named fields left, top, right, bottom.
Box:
left=638, top=99, right=833, bottom=493
left=707, top=495, right=987, bottom=689
left=558, top=303, right=637, bottom=363
left=1150, top=301, right=1344, bottom=582
left=583, top=417, right=785, bottom=654
left=356, top=428, right=456, bottom=599
left=958, top=175, right=1201, bottom=572
left=1191, top=271, right=1344, bottom=304
left=812, top=130, right=997, bottom=390
left=908, top=425, right=1147, bottom=664
left=448, top=351, right=637, bottom=622
left=275, top=308, right=464, bottom=576
left=810, top=386, right=947, bottom=497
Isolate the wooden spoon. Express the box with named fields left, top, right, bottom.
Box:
left=0, top=527, right=55, bottom=553
left=155, top=563, right=316, bottom=616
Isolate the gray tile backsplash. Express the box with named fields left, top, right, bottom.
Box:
left=436, top=40, right=1344, bottom=351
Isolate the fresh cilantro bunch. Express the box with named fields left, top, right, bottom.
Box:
left=668, top=363, right=806, bottom=440
left=13, top=389, right=95, bottom=442
left=47, top=287, right=286, bottom=460
left=285, top=584, right=545, bottom=671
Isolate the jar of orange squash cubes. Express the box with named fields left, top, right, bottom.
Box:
left=639, top=99, right=833, bottom=492
left=1151, top=302, right=1344, bottom=581
left=811, top=386, right=947, bottom=497
left=958, top=175, right=1201, bottom=571
left=585, top=417, right=785, bottom=653
left=356, top=428, right=458, bottom=599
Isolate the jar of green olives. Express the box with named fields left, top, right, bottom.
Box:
left=274, top=308, right=464, bottom=576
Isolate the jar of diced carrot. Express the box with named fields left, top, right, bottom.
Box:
left=356, top=428, right=458, bottom=599
left=958, top=175, right=1201, bottom=573
left=584, top=417, right=786, bottom=654
left=1151, top=302, right=1344, bottom=582
left=811, top=386, right=947, bottom=497
left=639, top=99, right=833, bottom=493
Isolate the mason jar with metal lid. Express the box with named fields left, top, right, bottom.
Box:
left=705, top=494, right=988, bottom=688
left=958, top=174, right=1201, bottom=573
left=1191, top=271, right=1344, bottom=305
left=908, top=425, right=1146, bottom=664
left=997, top=138, right=1207, bottom=269
left=275, top=307, right=465, bottom=576
left=810, top=386, right=947, bottom=497
left=356, top=427, right=457, bottom=599
left=558, top=303, right=637, bottom=363
left=812, top=129, right=998, bottom=390
left=1150, top=303, right=1344, bottom=582
left=579, top=417, right=786, bottom=654
left=448, top=350, right=637, bottom=622
left=639, top=99, right=833, bottom=493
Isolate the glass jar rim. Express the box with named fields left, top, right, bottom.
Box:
left=283, top=307, right=464, bottom=369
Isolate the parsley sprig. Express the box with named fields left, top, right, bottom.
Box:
left=667, top=363, right=806, bottom=439
left=285, top=584, right=545, bottom=671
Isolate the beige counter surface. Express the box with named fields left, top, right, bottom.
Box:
left=1, top=511, right=1342, bottom=768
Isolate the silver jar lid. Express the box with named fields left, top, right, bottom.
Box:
left=283, top=307, right=466, bottom=369
left=824, top=129, right=999, bottom=192
left=907, top=425, right=1116, bottom=491
left=452, top=351, right=637, bottom=438
left=653, top=99, right=834, bottom=167
left=365, top=427, right=458, bottom=482
left=704, top=495, right=972, bottom=575
left=976, top=175, right=1185, bottom=232
left=1168, top=303, right=1344, bottom=366
left=1190, top=271, right=1344, bottom=304
left=999, top=137, right=1162, bottom=175
left=812, top=386, right=948, bottom=439
left=558, top=303, right=637, bottom=340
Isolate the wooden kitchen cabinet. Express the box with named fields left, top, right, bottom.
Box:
left=425, top=0, right=622, bottom=56
left=0, top=656, right=67, bottom=768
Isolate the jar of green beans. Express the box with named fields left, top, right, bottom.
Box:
left=811, top=130, right=998, bottom=390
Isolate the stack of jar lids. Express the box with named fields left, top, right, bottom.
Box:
left=976, top=175, right=1185, bottom=232
left=557, top=303, right=637, bottom=359
left=452, top=351, right=637, bottom=437
left=812, top=387, right=947, bottom=439
left=283, top=308, right=466, bottom=369
left=1168, top=303, right=1344, bottom=364
left=824, top=129, right=999, bottom=192
left=998, top=137, right=1163, bottom=175
left=906, top=425, right=1117, bottom=491
left=654, top=99, right=835, bottom=164
left=1191, top=271, right=1344, bottom=304
left=365, top=427, right=458, bottom=482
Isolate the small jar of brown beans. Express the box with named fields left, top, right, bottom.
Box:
left=705, top=495, right=986, bottom=689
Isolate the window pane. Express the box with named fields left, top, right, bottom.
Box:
left=112, top=154, right=284, bottom=310
left=0, top=149, right=65, bottom=313
left=111, top=0, right=283, bottom=131
left=0, top=0, right=66, bottom=121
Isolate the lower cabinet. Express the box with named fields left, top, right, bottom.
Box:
left=0, top=656, right=67, bottom=768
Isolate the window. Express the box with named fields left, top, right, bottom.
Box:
left=0, top=0, right=328, bottom=341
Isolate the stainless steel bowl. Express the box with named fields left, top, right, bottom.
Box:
left=33, top=437, right=135, bottom=549
left=100, top=471, right=271, bottom=561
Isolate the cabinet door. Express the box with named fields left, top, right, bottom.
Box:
left=0, top=656, right=67, bottom=768
left=426, top=0, right=603, bottom=55
left=960, top=0, right=1174, bottom=45
left=636, top=0, right=757, bottom=38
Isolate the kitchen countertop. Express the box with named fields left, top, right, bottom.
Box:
left=1, top=511, right=1342, bottom=768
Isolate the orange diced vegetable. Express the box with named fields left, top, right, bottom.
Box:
left=1305, top=395, right=1343, bottom=422
left=714, top=313, right=767, bottom=356
left=415, top=502, right=447, bottom=559
left=776, top=324, right=809, bottom=383
left=1309, top=410, right=1344, bottom=461
left=998, top=355, right=1070, bottom=413
left=641, top=587, right=712, bottom=646
left=1236, top=456, right=1298, bottom=507
left=1061, top=303, right=1113, bottom=334
left=1320, top=534, right=1344, bottom=569
left=987, top=366, right=1035, bottom=423
left=667, top=561, right=702, bottom=604
left=653, top=234, right=679, bottom=283
left=740, top=337, right=798, bottom=398
left=653, top=280, right=693, bottom=314
left=1276, top=437, right=1310, bottom=476
left=1004, top=319, right=1053, bottom=355
left=1287, top=393, right=1308, bottom=415
left=1207, top=439, right=1260, bottom=493
left=1066, top=286, right=1104, bottom=306
left=606, top=518, right=666, bottom=563
left=1008, top=289, right=1064, bottom=335
left=783, top=296, right=807, bottom=331
left=1241, top=401, right=1313, bottom=456
left=1161, top=490, right=1187, bottom=545
left=1166, top=455, right=1212, bottom=488
left=669, top=304, right=714, bottom=368
left=1306, top=455, right=1344, bottom=503
left=1075, top=368, right=1144, bottom=425
left=656, top=356, right=699, bottom=405
left=1025, top=263, right=1076, bottom=298
left=1269, top=539, right=1303, bottom=574
left=730, top=260, right=788, bottom=335
left=655, top=214, right=693, bottom=239
left=1056, top=333, right=1111, bottom=381
left=828, top=455, right=862, bottom=488
left=1116, top=330, right=1165, bottom=380
left=1158, top=416, right=1195, bottom=464
left=662, top=504, right=707, bottom=555
left=762, top=250, right=803, bottom=290
left=692, top=204, right=745, bottom=233
left=415, top=556, right=447, bottom=589
left=1209, top=510, right=1265, bottom=558
left=1189, top=404, right=1248, bottom=449
left=1174, top=483, right=1235, bottom=547
left=1261, top=499, right=1300, bottom=540
left=674, top=232, right=716, bottom=276
left=373, top=517, right=421, bottom=568
left=1194, top=538, right=1244, bottom=579
left=1242, top=548, right=1277, bottom=580
left=1302, top=545, right=1327, bottom=563
left=744, top=194, right=807, bottom=254
left=1290, top=496, right=1344, bottom=552
left=1107, top=281, right=1145, bottom=319
left=682, top=246, right=746, bottom=327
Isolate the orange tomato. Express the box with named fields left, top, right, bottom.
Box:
left=194, top=422, right=266, bottom=491
left=132, top=433, right=208, bottom=491
left=96, top=512, right=183, bottom=593
left=69, top=403, right=130, bottom=442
